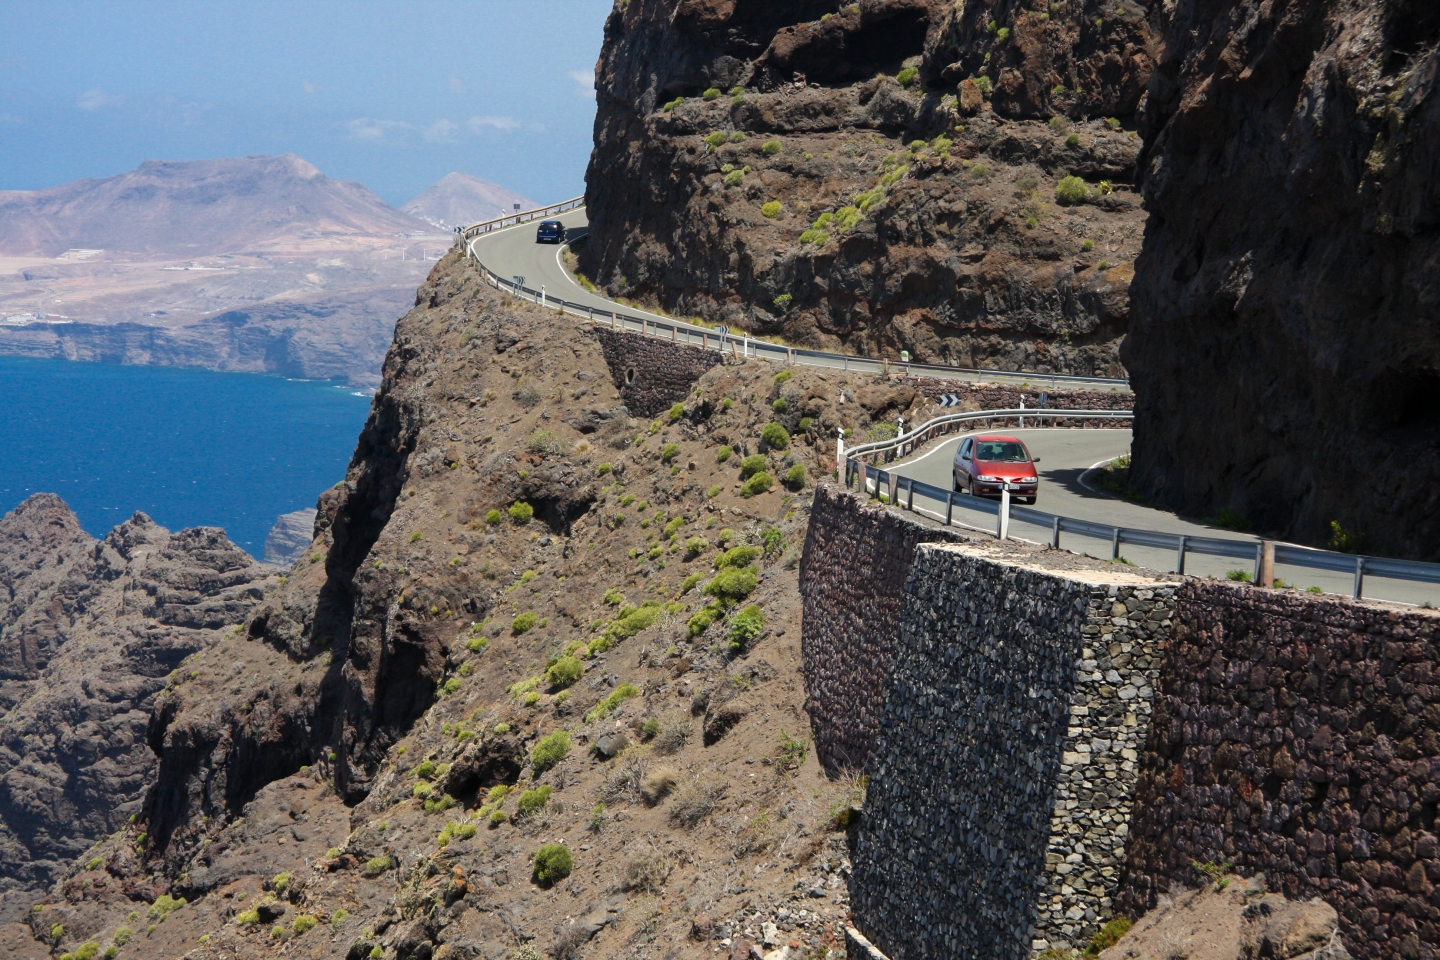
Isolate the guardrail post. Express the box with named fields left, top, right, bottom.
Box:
left=1252, top=543, right=1264, bottom=586
left=641, top=317, right=647, bottom=336
left=1051, top=516, right=1061, bottom=549
left=1176, top=535, right=1188, bottom=575
left=1353, top=557, right=1366, bottom=599
left=945, top=491, right=954, bottom=526
left=998, top=487, right=1012, bottom=540
left=906, top=478, right=915, bottom=511
left=1259, top=540, right=1275, bottom=588
left=888, top=473, right=898, bottom=504
left=1110, top=527, right=1121, bottom=560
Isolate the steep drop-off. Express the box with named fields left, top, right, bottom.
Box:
left=580, top=0, right=1157, bottom=376
left=1122, top=0, right=1440, bottom=559
left=0, top=495, right=274, bottom=921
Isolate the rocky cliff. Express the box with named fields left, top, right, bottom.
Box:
left=0, top=495, right=274, bottom=921
left=1122, top=0, right=1440, bottom=559
left=579, top=0, right=1157, bottom=376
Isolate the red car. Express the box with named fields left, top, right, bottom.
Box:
left=952, top=434, right=1041, bottom=504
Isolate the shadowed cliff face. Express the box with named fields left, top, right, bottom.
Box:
left=1122, top=0, right=1440, bottom=559
left=0, top=496, right=273, bottom=920
left=581, top=0, right=1157, bottom=377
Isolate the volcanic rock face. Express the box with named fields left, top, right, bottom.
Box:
left=262, top=508, right=319, bottom=566
left=581, top=0, right=1156, bottom=376
left=0, top=496, right=274, bottom=920
left=1122, top=0, right=1440, bottom=559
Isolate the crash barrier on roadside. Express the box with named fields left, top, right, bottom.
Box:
left=459, top=201, right=1130, bottom=391
left=845, top=453, right=1440, bottom=603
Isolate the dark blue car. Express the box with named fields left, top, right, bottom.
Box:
left=535, top=220, right=565, bottom=244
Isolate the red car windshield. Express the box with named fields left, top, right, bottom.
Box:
left=975, top=440, right=1029, bottom=463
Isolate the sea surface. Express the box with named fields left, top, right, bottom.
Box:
left=0, top=357, right=373, bottom=558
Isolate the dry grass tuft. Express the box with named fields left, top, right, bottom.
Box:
left=668, top=777, right=727, bottom=827
left=641, top=765, right=679, bottom=805
left=621, top=844, right=673, bottom=893
left=654, top=713, right=693, bottom=755
left=601, top=748, right=649, bottom=804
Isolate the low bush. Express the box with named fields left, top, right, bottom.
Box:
left=533, top=844, right=574, bottom=886
left=508, top=501, right=535, bottom=524
left=1056, top=176, right=1090, bottom=205
left=1066, top=132, right=1081, bottom=146
left=512, top=612, right=538, bottom=634
left=661, top=442, right=680, bottom=461
left=485, top=509, right=503, bottom=524
left=762, top=201, right=782, bottom=218
left=973, top=75, right=993, bottom=95
left=772, top=397, right=789, bottom=413
left=715, top=545, right=762, bottom=569
left=586, top=684, right=640, bottom=722
left=724, top=170, right=744, bottom=187
left=364, top=856, right=393, bottom=876
left=741, top=472, right=775, bottom=497
left=896, top=66, right=918, bottom=87
left=662, top=96, right=683, bottom=111
left=545, top=656, right=584, bottom=689
left=516, top=785, right=554, bottom=816
left=683, top=536, right=707, bottom=558
left=702, top=87, right=722, bottom=100
left=705, top=566, right=759, bottom=601
left=687, top=601, right=723, bottom=637
left=291, top=915, right=318, bottom=935
left=799, top=229, right=829, bottom=246
left=1086, top=917, right=1133, bottom=954
left=738, top=454, right=768, bottom=478
left=703, top=131, right=726, bottom=149
left=773, top=293, right=792, bottom=312
left=761, top=139, right=782, bottom=156
left=784, top=463, right=808, bottom=489
left=727, top=605, right=765, bottom=652
left=668, top=401, right=685, bottom=422
left=532, top=731, right=571, bottom=773
left=716, top=444, right=733, bottom=462
left=437, top=820, right=477, bottom=847
left=680, top=571, right=705, bottom=594
left=148, top=895, right=186, bottom=920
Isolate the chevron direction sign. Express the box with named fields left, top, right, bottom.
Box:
left=937, top=395, right=961, bottom=407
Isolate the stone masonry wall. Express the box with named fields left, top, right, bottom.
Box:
left=1117, top=582, right=1440, bottom=960
left=594, top=326, right=722, bottom=418
left=850, top=541, right=1179, bottom=960
left=798, top=484, right=967, bottom=773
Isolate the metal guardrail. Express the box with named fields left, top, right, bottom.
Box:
left=458, top=204, right=1132, bottom=392
left=844, top=408, right=1133, bottom=462
left=846, top=457, right=1440, bottom=603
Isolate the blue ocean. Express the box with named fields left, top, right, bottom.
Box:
left=0, top=357, right=373, bottom=558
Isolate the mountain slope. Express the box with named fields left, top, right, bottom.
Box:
left=401, top=172, right=538, bottom=228
left=0, top=155, right=430, bottom=257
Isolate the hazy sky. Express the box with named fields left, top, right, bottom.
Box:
left=0, top=1, right=612, bottom=205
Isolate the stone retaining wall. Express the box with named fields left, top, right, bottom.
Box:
left=797, top=484, right=967, bottom=772
left=849, top=541, right=1180, bottom=960
left=1116, top=583, right=1440, bottom=960
left=906, top=377, right=1135, bottom=414
left=594, top=326, right=721, bottom=418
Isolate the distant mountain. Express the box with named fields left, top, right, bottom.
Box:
left=401, top=172, right=538, bottom=229
left=0, top=155, right=432, bottom=256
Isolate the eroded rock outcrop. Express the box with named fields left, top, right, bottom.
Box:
left=0, top=497, right=274, bottom=920
left=1122, top=0, right=1440, bottom=558
left=580, top=0, right=1155, bottom=376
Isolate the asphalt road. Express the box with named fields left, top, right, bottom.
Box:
left=471, top=211, right=1434, bottom=605
left=468, top=209, right=1132, bottom=393
left=886, top=427, right=1438, bottom=606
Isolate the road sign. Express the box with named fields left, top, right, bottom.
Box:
left=1039, top=392, right=1050, bottom=406
left=938, top=395, right=961, bottom=407
left=715, top=325, right=729, bottom=337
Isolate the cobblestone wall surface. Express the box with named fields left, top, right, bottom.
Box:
left=850, top=542, right=1179, bottom=960
left=798, top=484, right=967, bottom=772
left=594, top=327, right=721, bottom=418
left=906, top=377, right=1135, bottom=414
left=1116, top=583, right=1440, bottom=960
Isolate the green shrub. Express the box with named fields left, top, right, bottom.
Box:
left=603, top=602, right=662, bottom=644
left=235, top=909, right=260, bottom=925
left=1081, top=239, right=1095, bottom=252
left=724, top=170, right=745, bottom=187
left=1086, top=917, right=1133, bottom=954
left=704, top=131, right=727, bottom=149
left=715, top=545, right=762, bottom=569
left=532, top=731, right=571, bottom=773
left=508, top=677, right=540, bottom=699
left=442, top=677, right=462, bottom=695
left=706, top=566, right=759, bottom=601
left=485, top=509, right=503, bottom=524
left=533, top=844, right=574, bottom=886
left=437, top=820, right=478, bottom=847
left=703, top=87, right=722, bottom=100
left=1097, top=259, right=1111, bottom=270
left=707, top=485, right=722, bottom=498
left=1106, top=116, right=1122, bottom=130
left=1056, top=176, right=1090, bottom=205
left=773, top=293, right=793, bottom=312
left=684, top=536, right=708, bottom=557
left=896, top=66, right=918, bottom=88
left=148, top=895, right=186, bottom=920
left=364, top=856, right=393, bottom=876
left=587, top=684, right=640, bottom=721
left=729, top=130, right=745, bottom=142
left=545, top=656, right=584, bottom=689
left=604, top=588, right=624, bottom=605
left=665, top=401, right=685, bottom=422
left=738, top=454, right=768, bottom=479
left=508, top=501, right=535, bottom=524
left=1225, top=569, right=1254, bottom=583
left=512, top=612, right=538, bottom=634
left=86, top=857, right=103, bottom=871
left=799, top=229, right=829, bottom=246
left=761, top=422, right=790, bottom=449
left=663, top=96, right=683, bottom=111
left=73, top=943, right=100, bottom=960
left=973, top=75, right=993, bottom=95
left=727, top=605, right=765, bottom=651
left=680, top=572, right=705, bottom=594
left=774, top=369, right=793, bottom=385
left=762, top=201, right=782, bottom=218
left=661, top=442, right=680, bottom=461
left=1066, top=131, right=1081, bottom=146
left=772, top=398, right=789, bottom=413
left=688, top=601, right=723, bottom=637
left=784, top=463, right=808, bottom=489
left=716, top=445, right=733, bottom=462
left=413, top=759, right=437, bottom=779
left=516, top=785, right=553, bottom=816
left=113, top=929, right=133, bottom=946
left=741, top=472, right=775, bottom=497
left=996, top=26, right=1011, bottom=41
left=291, top=915, right=318, bottom=935
left=762, top=139, right=782, bottom=156
left=933, top=135, right=952, bottom=157
left=412, top=781, right=433, bottom=797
